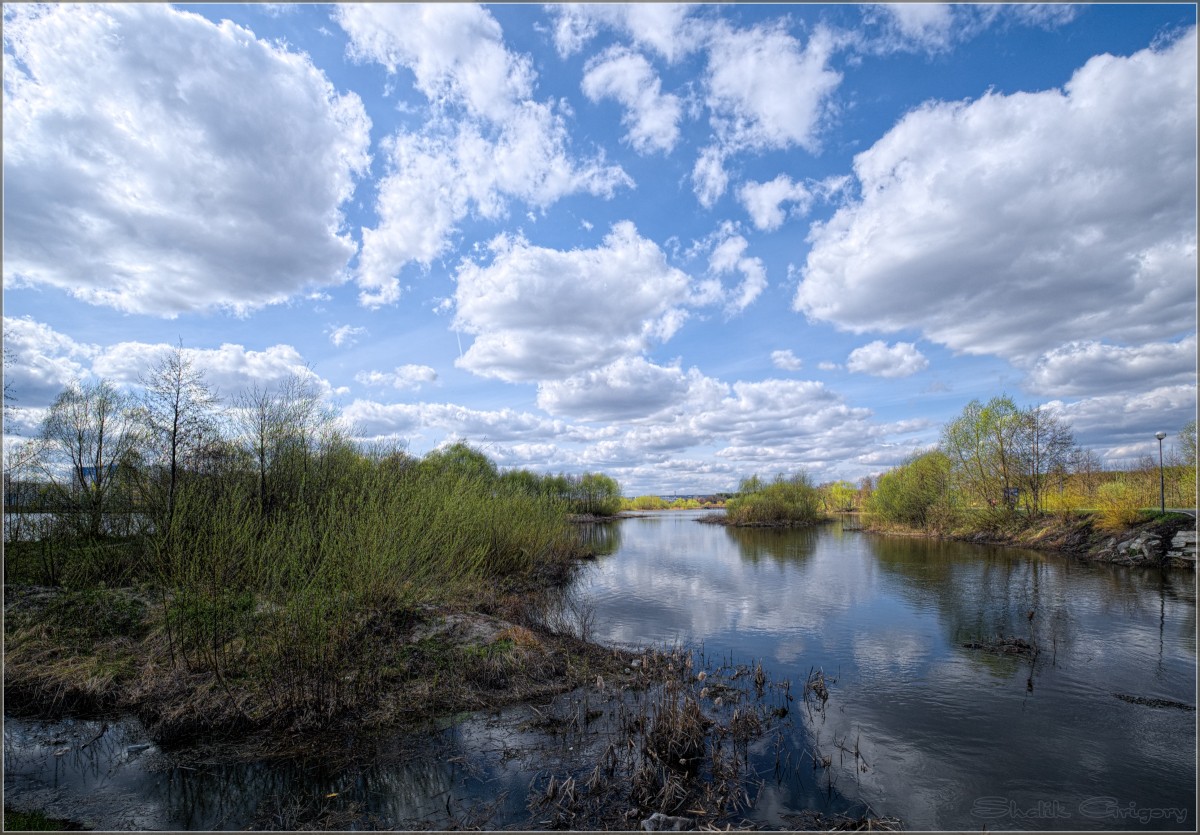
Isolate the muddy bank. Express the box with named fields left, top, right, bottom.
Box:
left=4, top=646, right=884, bottom=831
left=862, top=512, right=1195, bottom=568
left=2, top=581, right=646, bottom=753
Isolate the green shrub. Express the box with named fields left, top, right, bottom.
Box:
left=725, top=473, right=823, bottom=525
left=867, top=451, right=956, bottom=530
left=1095, top=479, right=1144, bottom=530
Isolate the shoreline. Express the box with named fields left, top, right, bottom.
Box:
left=854, top=511, right=1196, bottom=568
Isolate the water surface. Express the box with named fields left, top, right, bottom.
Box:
left=5, top=511, right=1195, bottom=830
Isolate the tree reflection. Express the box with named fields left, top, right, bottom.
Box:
left=724, top=526, right=820, bottom=565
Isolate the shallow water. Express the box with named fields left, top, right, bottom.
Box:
left=5, top=512, right=1196, bottom=830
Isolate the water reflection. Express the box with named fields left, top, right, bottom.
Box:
left=4, top=512, right=1194, bottom=831
left=724, top=525, right=819, bottom=565
left=575, top=520, right=622, bottom=557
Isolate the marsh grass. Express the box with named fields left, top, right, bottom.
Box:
left=5, top=442, right=606, bottom=737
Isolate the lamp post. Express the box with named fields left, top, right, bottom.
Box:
left=1155, top=431, right=1167, bottom=515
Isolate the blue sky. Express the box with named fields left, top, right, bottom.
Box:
left=3, top=3, right=1196, bottom=495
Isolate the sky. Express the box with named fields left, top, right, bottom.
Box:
left=2, top=2, right=1197, bottom=496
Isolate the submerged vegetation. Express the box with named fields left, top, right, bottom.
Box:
left=3, top=348, right=636, bottom=739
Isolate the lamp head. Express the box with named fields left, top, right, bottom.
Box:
left=1155, top=431, right=1167, bottom=441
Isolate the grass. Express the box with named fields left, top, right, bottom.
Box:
left=3, top=807, right=81, bottom=831
left=3, top=442, right=622, bottom=740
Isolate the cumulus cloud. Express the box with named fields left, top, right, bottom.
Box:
left=771, top=350, right=804, bottom=371
left=337, top=3, right=630, bottom=307
left=1045, top=385, right=1197, bottom=456
left=536, top=357, right=725, bottom=422
left=2, top=4, right=371, bottom=316
left=692, top=145, right=730, bottom=208
left=582, top=46, right=683, bottom=154
left=452, top=222, right=696, bottom=382
left=708, top=230, right=767, bottom=314
left=796, top=28, right=1197, bottom=363
left=846, top=341, right=929, bottom=378
left=1024, top=336, right=1197, bottom=397
left=354, top=364, right=438, bottom=391
left=738, top=174, right=849, bottom=231
left=90, top=341, right=335, bottom=400
left=2, top=316, right=97, bottom=406
left=342, top=399, right=565, bottom=443
left=874, top=4, right=956, bottom=52
left=549, top=4, right=702, bottom=63
left=328, top=325, right=367, bottom=347
left=704, top=22, right=842, bottom=155
left=860, top=4, right=1081, bottom=55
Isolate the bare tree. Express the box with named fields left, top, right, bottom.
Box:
left=38, top=379, right=143, bottom=538
left=138, top=343, right=220, bottom=531
left=233, top=373, right=332, bottom=515
left=1013, top=405, right=1077, bottom=515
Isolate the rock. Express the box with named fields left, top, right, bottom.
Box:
left=642, top=812, right=694, bottom=831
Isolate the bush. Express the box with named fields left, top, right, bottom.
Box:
left=867, top=451, right=956, bottom=530
left=1095, top=479, right=1144, bottom=531
left=725, top=473, right=823, bottom=526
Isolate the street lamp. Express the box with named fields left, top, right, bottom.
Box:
left=1155, top=431, right=1167, bottom=515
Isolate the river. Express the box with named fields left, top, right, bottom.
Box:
left=4, top=510, right=1196, bottom=830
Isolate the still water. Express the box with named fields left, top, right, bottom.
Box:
left=5, top=511, right=1196, bottom=830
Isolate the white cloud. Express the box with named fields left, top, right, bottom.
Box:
left=354, top=364, right=438, bottom=391
left=876, top=4, right=956, bottom=52
left=582, top=47, right=683, bottom=154
left=738, top=174, right=849, bottom=231
left=337, top=3, right=533, bottom=124
left=89, top=341, right=334, bottom=400
left=692, top=145, right=729, bottom=208
left=342, top=399, right=565, bottom=443
left=1045, top=384, right=1197, bottom=455
left=328, top=325, right=368, bottom=347
left=708, top=230, right=767, bottom=314
left=452, top=222, right=696, bottom=382
left=1025, top=336, right=1197, bottom=397
left=2, top=316, right=98, bottom=406
left=771, top=350, right=804, bottom=371
left=549, top=4, right=702, bottom=63
left=859, top=4, right=1081, bottom=56
left=796, top=28, right=1198, bottom=363
left=704, top=22, right=842, bottom=154
left=846, top=341, right=929, bottom=378
left=336, top=3, right=631, bottom=307
left=536, top=357, right=725, bottom=422
left=818, top=361, right=842, bottom=372
left=738, top=176, right=814, bottom=232
left=2, top=4, right=371, bottom=316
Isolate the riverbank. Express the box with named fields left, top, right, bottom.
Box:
left=2, top=576, right=648, bottom=753
left=860, top=510, right=1196, bottom=568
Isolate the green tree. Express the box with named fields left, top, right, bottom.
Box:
left=941, top=395, right=1023, bottom=508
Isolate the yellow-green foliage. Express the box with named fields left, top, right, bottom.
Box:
left=724, top=473, right=823, bottom=526
left=1094, top=478, right=1145, bottom=531
left=624, top=495, right=671, bottom=510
